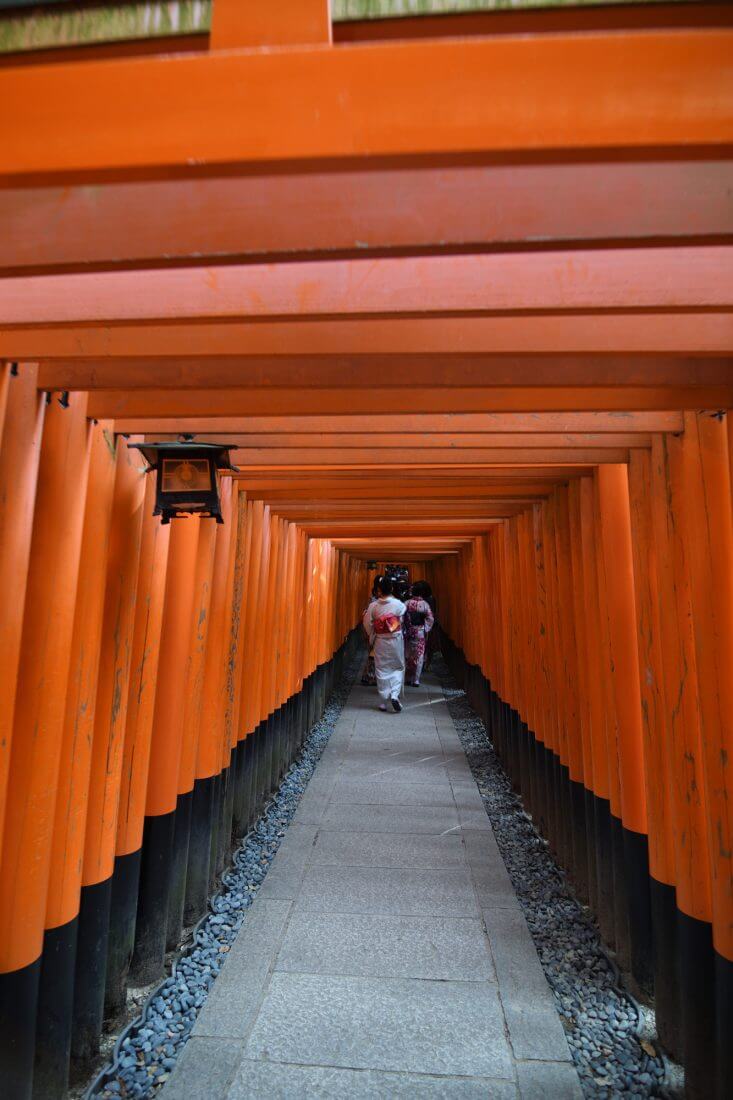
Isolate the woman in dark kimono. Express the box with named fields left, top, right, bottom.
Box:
left=403, top=582, right=435, bottom=687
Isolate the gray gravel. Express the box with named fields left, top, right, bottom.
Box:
left=437, top=661, right=668, bottom=1100
left=88, top=650, right=363, bottom=1100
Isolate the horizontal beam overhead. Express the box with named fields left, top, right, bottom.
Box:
left=34, top=355, right=733, bottom=392
left=127, top=411, right=683, bottom=434
left=88, top=386, right=733, bottom=417
left=4, top=247, right=731, bottom=324
left=4, top=160, right=731, bottom=273
left=6, top=314, right=732, bottom=359
left=2, top=30, right=731, bottom=179
left=228, top=447, right=633, bottom=465
left=238, top=484, right=557, bottom=498
left=144, top=432, right=652, bottom=449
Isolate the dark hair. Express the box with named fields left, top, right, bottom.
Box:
left=376, top=576, right=395, bottom=597
left=372, top=574, right=385, bottom=598
left=411, top=580, right=431, bottom=599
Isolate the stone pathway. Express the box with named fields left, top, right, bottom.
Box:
left=162, top=676, right=582, bottom=1099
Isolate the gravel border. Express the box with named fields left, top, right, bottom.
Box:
left=436, top=661, right=668, bottom=1100
left=87, top=648, right=363, bottom=1100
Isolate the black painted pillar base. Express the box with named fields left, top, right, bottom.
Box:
left=217, top=757, right=235, bottom=876
left=166, top=790, right=193, bottom=952
left=32, top=918, right=78, bottom=1100
left=610, top=814, right=631, bottom=973
left=130, top=810, right=175, bottom=986
left=185, top=777, right=214, bottom=926
left=71, top=876, right=112, bottom=1066
left=678, top=909, right=716, bottom=1100
left=105, top=848, right=142, bottom=1020
left=208, top=773, right=222, bottom=893
left=594, top=797, right=616, bottom=949
left=0, top=956, right=40, bottom=1100
left=584, top=788, right=598, bottom=913
left=623, top=827, right=654, bottom=995
left=715, top=950, right=732, bottom=1100
left=569, top=779, right=589, bottom=904
left=231, top=740, right=250, bottom=840
left=649, top=877, right=681, bottom=1060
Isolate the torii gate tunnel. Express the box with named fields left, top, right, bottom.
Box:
left=0, top=1, right=732, bottom=1098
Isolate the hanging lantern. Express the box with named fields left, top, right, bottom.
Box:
left=129, top=441, right=237, bottom=524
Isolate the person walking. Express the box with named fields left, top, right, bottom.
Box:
left=362, top=576, right=407, bottom=712
left=403, top=581, right=435, bottom=686
left=360, top=575, right=383, bottom=686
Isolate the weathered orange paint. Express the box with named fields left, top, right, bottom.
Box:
left=2, top=31, right=731, bottom=177
left=678, top=413, right=733, bottom=960
left=5, top=316, right=729, bottom=361
left=143, top=517, right=199, bottom=819
left=0, top=392, right=91, bottom=972
left=0, top=363, right=45, bottom=859
left=82, top=436, right=146, bottom=886
left=46, top=421, right=117, bottom=929
left=597, top=465, right=648, bottom=837
left=4, top=163, right=731, bottom=274
left=115, top=479, right=171, bottom=858
left=5, top=248, right=731, bottom=325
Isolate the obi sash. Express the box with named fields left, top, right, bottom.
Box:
left=373, top=613, right=402, bottom=635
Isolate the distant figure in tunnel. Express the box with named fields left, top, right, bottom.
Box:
left=362, top=576, right=407, bottom=712
left=360, top=574, right=384, bottom=686
left=404, top=581, right=435, bottom=686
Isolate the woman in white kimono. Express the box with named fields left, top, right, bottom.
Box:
left=362, top=576, right=407, bottom=712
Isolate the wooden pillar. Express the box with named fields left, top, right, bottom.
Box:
left=652, top=431, right=712, bottom=1076
left=0, top=392, right=90, bottom=1100
left=105, top=480, right=170, bottom=1017
left=129, top=515, right=199, bottom=984
left=72, top=436, right=145, bottom=1066
left=597, top=463, right=652, bottom=989
left=0, top=364, right=45, bottom=859
left=34, top=421, right=116, bottom=1100
left=627, top=446, right=677, bottom=1014
left=678, top=411, right=733, bottom=1099
left=578, top=476, right=615, bottom=947
left=165, top=517, right=217, bottom=944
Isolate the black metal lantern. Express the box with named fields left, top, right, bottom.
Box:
left=129, top=441, right=237, bottom=524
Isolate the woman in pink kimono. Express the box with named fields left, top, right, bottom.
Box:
left=403, top=582, right=435, bottom=687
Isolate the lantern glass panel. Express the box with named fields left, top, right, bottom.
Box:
left=161, top=457, right=212, bottom=493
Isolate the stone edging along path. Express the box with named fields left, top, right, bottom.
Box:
left=436, top=661, right=670, bottom=1100
left=87, top=650, right=364, bottom=1100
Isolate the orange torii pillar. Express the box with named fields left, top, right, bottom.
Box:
left=0, top=364, right=45, bottom=862
left=129, top=516, right=200, bottom=983
left=597, top=464, right=654, bottom=992
left=105, top=482, right=170, bottom=1017
left=652, top=430, right=713, bottom=1088
left=627, top=448, right=678, bottom=1047
left=176, top=518, right=217, bottom=923
left=677, top=412, right=733, bottom=1100
left=0, top=393, right=90, bottom=1100
left=34, top=421, right=117, bottom=1099
left=71, top=437, right=145, bottom=1067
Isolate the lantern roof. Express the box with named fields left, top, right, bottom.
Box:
left=129, top=440, right=238, bottom=471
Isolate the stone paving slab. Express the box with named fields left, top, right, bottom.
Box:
left=227, top=1061, right=519, bottom=1100
left=163, top=673, right=579, bottom=1099
left=310, top=829, right=466, bottom=867
left=294, top=861, right=480, bottom=917
left=328, top=777, right=457, bottom=806
left=274, top=911, right=496, bottom=982
left=318, top=801, right=460, bottom=834
left=242, top=972, right=514, bottom=1079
